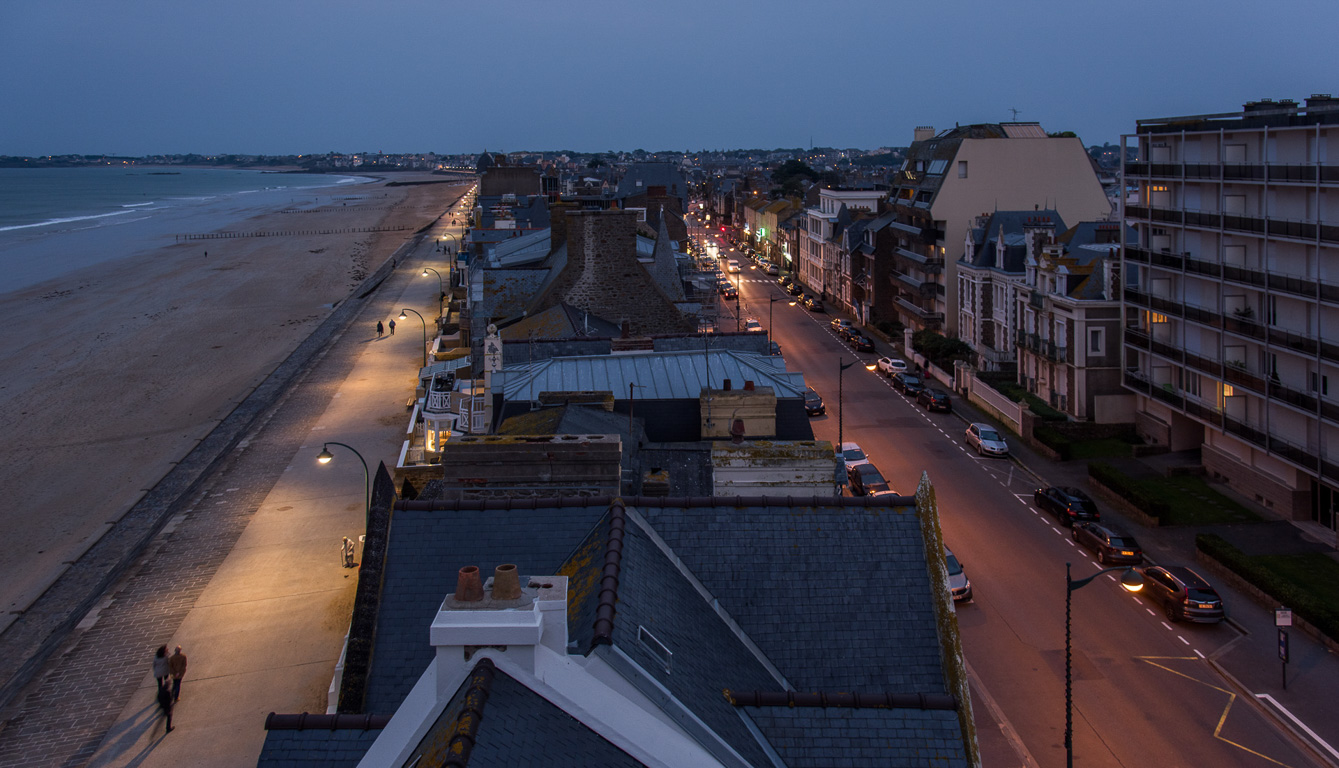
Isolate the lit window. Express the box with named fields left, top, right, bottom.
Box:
left=1149, top=312, right=1168, bottom=324
left=1223, top=384, right=1235, bottom=397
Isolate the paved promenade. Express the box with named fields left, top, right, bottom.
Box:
left=0, top=206, right=464, bottom=767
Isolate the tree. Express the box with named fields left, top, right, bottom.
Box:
left=771, top=160, right=818, bottom=198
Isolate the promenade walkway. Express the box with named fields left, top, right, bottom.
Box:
left=0, top=208, right=463, bottom=767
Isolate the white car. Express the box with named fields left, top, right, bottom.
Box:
left=876, top=357, right=908, bottom=376
left=946, top=547, right=973, bottom=602
left=726, top=259, right=741, bottom=273
left=839, top=442, right=870, bottom=471
left=743, top=318, right=764, bottom=333
left=965, top=423, right=1010, bottom=457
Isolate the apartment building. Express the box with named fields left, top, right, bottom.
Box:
left=799, top=188, right=883, bottom=304
left=1122, top=96, right=1339, bottom=539
left=889, top=123, right=1111, bottom=335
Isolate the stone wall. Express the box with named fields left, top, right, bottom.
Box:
left=437, top=434, right=622, bottom=501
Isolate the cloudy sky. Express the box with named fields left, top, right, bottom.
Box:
left=2, top=0, right=1333, bottom=156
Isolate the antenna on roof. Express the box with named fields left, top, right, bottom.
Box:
left=1009, top=107, right=1022, bottom=121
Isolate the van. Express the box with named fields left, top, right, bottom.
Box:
left=726, top=259, right=741, bottom=273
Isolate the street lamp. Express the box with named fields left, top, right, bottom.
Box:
left=422, top=267, right=444, bottom=320
left=1065, top=563, right=1144, bottom=767
left=398, top=307, right=428, bottom=369
left=837, top=358, right=857, bottom=449
left=316, top=441, right=370, bottom=530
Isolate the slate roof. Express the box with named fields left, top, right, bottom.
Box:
left=473, top=269, right=552, bottom=328
left=401, top=659, right=647, bottom=768
left=257, top=729, right=382, bottom=768
left=960, top=210, right=1064, bottom=272
left=745, top=706, right=968, bottom=768
left=362, top=504, right=609, bottom=713
left=616, top=162, right=687, bottom=201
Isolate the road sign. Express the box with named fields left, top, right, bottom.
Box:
left=1275, top=608, right=1293, bottom=627
left=1278, top=629, right=1290, bottom=662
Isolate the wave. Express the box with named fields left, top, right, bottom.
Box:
left=122, top=202, right=156, bottom=208
left=0, top=209, right=140, bottom=233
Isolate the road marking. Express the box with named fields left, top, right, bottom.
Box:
left=1066, top=540, right=1076, bottom=547
left=1161, top=621, right=1174, bottom=630
left=1146, top=607, right=1156, bottom=614
left=1194, top=649, right=1205, bottom=659
left=1257, top=693, right=1339, bottom=762
left=1178, top=636, right=1190, bottom=645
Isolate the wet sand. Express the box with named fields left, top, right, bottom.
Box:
left=0, top=174, right=465, bottom=625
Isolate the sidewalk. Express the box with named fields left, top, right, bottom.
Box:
left=845, top=309, right=1339, bottom=767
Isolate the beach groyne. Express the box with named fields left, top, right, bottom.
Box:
left=175, top=225, right=410, bottom=241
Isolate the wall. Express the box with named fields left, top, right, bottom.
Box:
left=437, top=434, right=623, bottom=500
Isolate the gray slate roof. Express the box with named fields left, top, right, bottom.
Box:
left=961, top=210, right=1064, bottom=272
left=493, top=349, right=806, bottom=401
left=617, top=162, right=687, bottom=201
left=746, top=706, right=968, bottom=768
left=256, top=729, right=382, bottom=768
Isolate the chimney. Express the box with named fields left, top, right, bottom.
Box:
left=730, top=419, right=746, bottom=444
left=620, top=319, right=631, bottom=339
left=455, top=566, right=483, bottom=602
left=492, top=564, right=521, bottom=600
left=914, top=126, right=935, bottom=143
left=744, top=380, right=755, bottom=391
left=723, top=379, right=732, bottom=391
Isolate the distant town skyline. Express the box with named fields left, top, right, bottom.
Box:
left=2, top=0, right=1333, bottom=157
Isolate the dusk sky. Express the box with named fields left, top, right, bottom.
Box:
left=2, top=0, right=1333, bottom=156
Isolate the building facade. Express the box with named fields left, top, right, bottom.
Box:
left=1122, top=96, right=1339, bottom=539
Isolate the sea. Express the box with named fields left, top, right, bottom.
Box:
left=0, top=166, right=374, bottom=294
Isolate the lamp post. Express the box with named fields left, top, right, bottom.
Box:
left=317, top=441, right=370, bottom=530
left=399, top=307, right=428, bottom=369
left=422, top=267, right=444, bottom=320
left=767, top=295, right=796, bottom=349
left=837, top=358, right=857, bottom=449
left=1065, top=563, right=1144, bottom=767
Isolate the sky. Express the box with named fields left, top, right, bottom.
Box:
left=2, top=0, right=1335, bottom=156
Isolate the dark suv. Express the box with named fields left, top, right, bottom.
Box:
left=1071, top=522, right=1143, bottom=565
left=1138, top=566, right=1225, bottom=623
left=1034, top=487, right=1100, bottom=526
left=848, top=463, right=895, bottom=496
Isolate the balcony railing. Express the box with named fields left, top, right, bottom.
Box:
left=1182, top=396, right=1224, bottom=427
left=1124, top=327, right=1151, bottom=349
left=1223, top=363, right=1266, bottom=395
left=1183, top=350, right=1223, bottom=378
left=1223, top=415, right=1267, bottom=449
left=1268, top=326, right=1319, bottom=355
left=895, top=247, right=945, bottom=270
left=1269, top=380, right=1318, bottom=412
left=1125, top=162, right=1339, bottom=184
left=1126, top=205, right=1339, bottom=244
left=1223, top=314, right=1266, bottom=340
left=1123, top=370, right=1151, bottom=393
left=1030, top=291, right=1046, bottom=310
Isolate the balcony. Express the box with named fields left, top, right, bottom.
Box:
left=1269, top=379, right=1318, bottom=412
left=1124, top=327, right=1151, bottom=349
left=1125, top=162, right=1339, bottom=184
left=893, top=270, right=937, bottom=297
left=1149, top=337, right=1183, bottom=362
left=1131, top=206, right=1339, bottom=245
left=1029, top=290, right=1046, bottom=310
left=1223, top=314, right=1266, bottom=340
left=1124, top=287, right=1184, bottom=318
left=1016, top=330, right=1070, bottom=363
left=895, top=296, right=943, bottom=327
left=1268, top=433, right=1319, bottom=472
left=1223, top=363, right=1266, bottom=395
left=896, top=247, right=944, bottom=271
left=1268, top=326, right=1319, bottom=355
left=1123, top=370, right=1151, bottom=394
left=1223, top=415, right=1267, bottom=449
left=1182, top=397, right=1224, bottom=427
left=1183, top=350, right=1223, bottom=378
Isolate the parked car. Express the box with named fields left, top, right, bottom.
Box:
left=1138, top=565, right=1225, bottom=623
left=946, top=547, right=972, bottom=602
left=831, top=318, right=853, bottom=333
left=765, top=263, right=779, bottom=275
left=876, top=357, right=908, bottom=376
left=779, top=275, right=793, bottom=288
left=849, top=334, right=875, bottom=352
left=803, top=296, right=825, bottom=312
left=803, top=386, right=825, bottom=416
left=744, top=318, right=763, bottom=333
left=839, top=442, right=870, bottom=471
left=1072, top=522, right=1144, bottom=565
left=1034, top=486, right=1101, bottom=526
left=917, top=388, right=953, bottom=412
left=965, top=423, right=1009, bottom=457
left=722, top=285, right=738, bottom=300
left=891, top=372, right=925, bottom=397
left=786, top=282, right=804, bottom=296
left=848, top=462, right=895, bottom=496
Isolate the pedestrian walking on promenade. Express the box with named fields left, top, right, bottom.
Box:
left=152, top=645, right=170, bottom=687
left=376, top=321, right=384, bottom=338
left=168, top=646, right=188, bottom=702
left=389, top=319, right=396, bottom=335
left=342, top=537, right=356, bottom=568
left=156, top=680, right=174, bottom=734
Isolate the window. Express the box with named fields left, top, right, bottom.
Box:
left=958, top=161, right=968, bottom=178
left=928, top=159, right=948, bottom=175
left=1089, top=328, right=1105, bottom=355
left=1186, top=374, right=1201, bottom=398
left=1311, top=372, right=1329, bottom=395
left=1149, top=312, right=1168, bottom=324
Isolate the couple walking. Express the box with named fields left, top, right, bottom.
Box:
left=375, top=319, right=396, bottom=338
left=152, top=645, right=188, bottom=733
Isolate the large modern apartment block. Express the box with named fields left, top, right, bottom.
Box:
left=1122, top=96, right=1339, bottom=539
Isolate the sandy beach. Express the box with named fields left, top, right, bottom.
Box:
left=0, top=174, right=466, bottom=624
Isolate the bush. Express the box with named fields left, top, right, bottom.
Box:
left=912, top=330, right=973, bottom=371
left=1022, top=393, right=1068, bottom=422
left=1033, top=424, right=1073, bottom=460
left=1088, top=462, right=1171, bottom=521
left=876, top=319, right=904, bottom=337
left=1197, top=534, right=1339, bottom=642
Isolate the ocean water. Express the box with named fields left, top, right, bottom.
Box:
left=0, top=167, right=373, bottom=294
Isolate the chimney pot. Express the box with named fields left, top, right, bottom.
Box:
left=455, top=566, right=484, bottom=602
left=744, top=380, right=755, bottom=390
left=731, top=419, right=746, bottom=444
left=492, top=564, right=521, bottom=600
left=723, top=379, right=732, bottom=391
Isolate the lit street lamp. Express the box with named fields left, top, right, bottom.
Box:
left=317, top=441, right=370, bottom=530
left=398, top=307, right=428, bottom=369
left=1065, top=563, right=1144, bottom=767
left=422, top=267, right=444, bottom=320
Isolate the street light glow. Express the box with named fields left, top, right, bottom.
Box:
left=1120, top=570, right=1145, bottom=592
left=316, top=448, right=333, bottom=464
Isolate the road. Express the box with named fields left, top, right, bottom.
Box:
left=690, top=209, right=1325, bottom=768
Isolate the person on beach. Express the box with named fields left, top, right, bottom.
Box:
left=156, top=679, right=174, bottom=734
left=342, top=537, right=356, bottom=568
left=152, top=645, right=170, bottom=687
left=376, top=321, right=384, bottom=338
left=168, top=646, right=188, bottom=702
left=389, top=319, right=396, bottom=335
